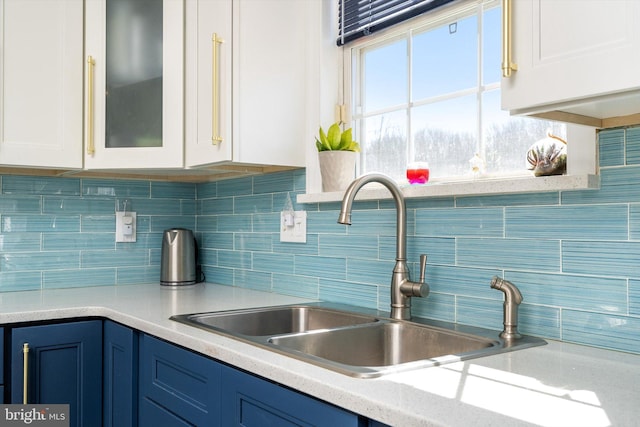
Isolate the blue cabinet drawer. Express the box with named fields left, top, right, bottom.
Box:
left=139, top=334, right=221, bottom=426
left=221, top=365, right=360, bottom=427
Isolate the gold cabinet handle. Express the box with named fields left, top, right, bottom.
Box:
left=501, top=0, right=517, bottom=78
left=212, top=33, right=224, bottom=145
left=23, top=343, right=29, bottom=404
left=86, top=56, right=96, bottom=155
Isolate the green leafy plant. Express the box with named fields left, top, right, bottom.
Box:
left=315, top=123, right=360, bottom=152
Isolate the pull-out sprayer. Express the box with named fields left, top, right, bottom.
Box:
left=490, top=276, right=522, bottom=340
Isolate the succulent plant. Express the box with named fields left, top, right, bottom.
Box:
left=526, top=132, right=567, bottom=177
left=315, top=123, right=360, bottom=152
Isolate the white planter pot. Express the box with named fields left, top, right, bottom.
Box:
left=318, top=151, right=357, bottom=192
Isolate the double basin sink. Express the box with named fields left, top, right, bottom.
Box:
left=171, top=303, right=545, bottom=378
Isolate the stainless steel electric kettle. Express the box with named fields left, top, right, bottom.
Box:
left=160, top=228, right=197, bottom=286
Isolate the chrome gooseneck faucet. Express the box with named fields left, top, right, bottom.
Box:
left=338, top=173, right=428, bottom=320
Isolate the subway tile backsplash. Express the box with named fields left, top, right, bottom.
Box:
left=1, top=126, right=640, bottom=356
left=0, top=177, right=192, bottom=291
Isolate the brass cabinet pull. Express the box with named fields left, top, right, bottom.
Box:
left=23, top=343, right=29, bottom=404
left=501, top=0, right=517, bottom=77
left=212, top=33, right=224, bottom=145
left=86, top=56, right=96, bottom=155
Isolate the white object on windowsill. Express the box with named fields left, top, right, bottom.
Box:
left=469, top=153, right=486, bottom=179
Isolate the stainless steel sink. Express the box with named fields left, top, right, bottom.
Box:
left=269, top=322, right=494, bottom=367
left=171, top=303, right=546, bottom=378
left=171, top=305, right=378, bottom=337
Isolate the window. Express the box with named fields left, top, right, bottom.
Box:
left=346, top=0, right=566, bottom=183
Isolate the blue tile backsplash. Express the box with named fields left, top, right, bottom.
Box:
left=0, top=177, right=193, bottom=290
left=2, top=126, right=640, bottom=356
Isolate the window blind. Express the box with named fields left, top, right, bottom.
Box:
left=338, top=0, right=456, bottom=45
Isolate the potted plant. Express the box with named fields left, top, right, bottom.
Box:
left=316, top=123, right=360, bottom=192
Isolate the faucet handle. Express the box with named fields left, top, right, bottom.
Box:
left=402, top=281, right=429, bottom=298
left=401, top=254, right=429, bottom=298
left=418, top=254, right=427, bottom=283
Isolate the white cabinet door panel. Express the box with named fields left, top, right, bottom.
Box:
left=185, top=0, right=233, bottom=167
left=186, top=0, right=308, bottom=168
left=502, top=0, right=640, bottom=117
left=0, top=0, right=83, bottom=168
left=232, top=0, right=307, bottom=167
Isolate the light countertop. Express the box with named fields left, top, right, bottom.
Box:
left=0, top=283, right=638, bottom=427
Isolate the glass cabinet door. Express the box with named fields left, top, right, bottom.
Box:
left=85, top=0, right=184, bottom=169
left=106, top=0, right=162, bottom=148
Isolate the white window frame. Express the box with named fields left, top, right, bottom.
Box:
left=299, top=0, right=598, bottom=202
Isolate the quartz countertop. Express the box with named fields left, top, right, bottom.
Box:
left=0, top=283, right=638, bottom=426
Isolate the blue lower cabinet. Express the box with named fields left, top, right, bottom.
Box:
left=139, top=334, right=221, bottom=426
left=10, top=320, right=103, bottom=427
left=104, top=320, right=138, bottom=427
left=0, top=328, right=4, bottom=403
left=3, top=321, right=387, bottom=426
left=220, top=365, right=361, bottom=427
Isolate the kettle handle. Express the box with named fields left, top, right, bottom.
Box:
left=194, top=237, right=206, bottom=283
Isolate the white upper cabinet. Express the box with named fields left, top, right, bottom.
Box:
left=2, top=0, right=308, bottom=173
left=0, top=0, right=83, bottom=168
left=84, top=0, right=184, bottom=169
left=184, top=0, right=233, bottom=166
left=186, top=0, right=309, bottom=168
left=501, top=0, right=640, bottom=127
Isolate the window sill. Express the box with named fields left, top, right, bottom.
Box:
left=297, top=174, right=600, bottom=204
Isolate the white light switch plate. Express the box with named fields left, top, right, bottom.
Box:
left=116, top=211, right=137, bottom=242
left=280, top=211, right=307, bottom=243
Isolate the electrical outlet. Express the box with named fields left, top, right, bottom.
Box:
left=116, top=211, right=137, bottom=242
left=280, top=211, right=307, bottom=243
